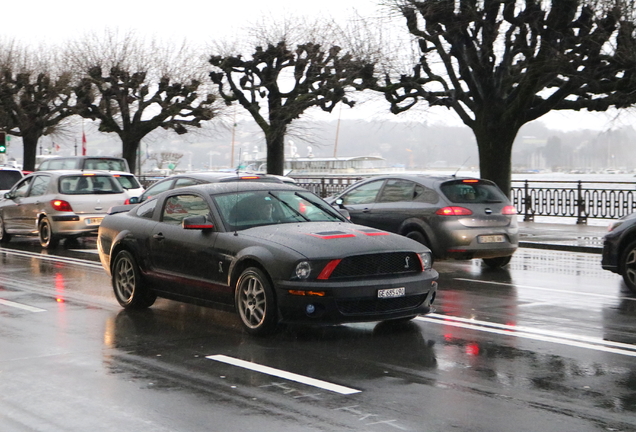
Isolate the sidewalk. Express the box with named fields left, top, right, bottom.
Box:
left=518, top=221, right=607, bottom=254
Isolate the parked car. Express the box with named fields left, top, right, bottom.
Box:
left=601, top=213, right=636, bottom=293
left=97, top=182, right=438, bottom=335
left=37, top=156, right=130, bottom=172
left=130, top=171, right=288, bottom=204
left=0, top=166, right=24, bottom=196
left=0, top=170, right=128, bottom=248
left=326, top=174, right=519, bottom=268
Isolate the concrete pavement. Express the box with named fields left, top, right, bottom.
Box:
left=518, top=220, right=608, bottom=254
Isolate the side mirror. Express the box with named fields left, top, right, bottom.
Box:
left=128, top=196, right=139, bottom=204
left=4, top=192, right=13, bottom=200
left=182, top=215, right=214, bottom=230
left=335, top=198, right=344, bottom=209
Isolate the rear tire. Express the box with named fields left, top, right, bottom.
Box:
left=235, top=267, right=277, bottom=336
left=38, top=217, right=59, bottom=248
left=620, top=241, right=636, bottom=294
left=112, top=250, right=156, bottom=309
left=482, top=255, right=512, bottom=269
left=0, top=215, right=11, bottom=243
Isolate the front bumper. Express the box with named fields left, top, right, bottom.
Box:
left=274, top=271, right=438, bottom=324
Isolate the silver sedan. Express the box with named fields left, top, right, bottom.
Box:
left=0, top=170, right=128, bottom=248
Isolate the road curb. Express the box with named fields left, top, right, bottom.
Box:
left=519, top=241, right=602, bottom=254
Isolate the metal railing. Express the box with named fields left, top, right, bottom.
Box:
left=511, top=180, right=636, bottom=224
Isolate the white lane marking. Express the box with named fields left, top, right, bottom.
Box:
left=454, top=277, right=636, bottom=302
left=207, top=354, right=361, bottom=395
left=0, top=298, right=46, bottom=312
left=416, top=315, right=636, bottom=357
left=0, top=248, right=103, bottom=269
left=69, top=249, right=100, bottom=255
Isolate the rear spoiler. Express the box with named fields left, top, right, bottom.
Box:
left=107, top=204, right=136, bottom=215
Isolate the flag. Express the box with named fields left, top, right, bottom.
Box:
left=81, top=132, right=87, bottom=156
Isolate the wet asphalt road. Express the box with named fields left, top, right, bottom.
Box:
left=1, top=237, right=635, bottom=432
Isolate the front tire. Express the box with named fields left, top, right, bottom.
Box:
left=38, top=217, right=59, bottom=248
left=0, top=215, right=11, bottom=243
left=235, top=267, right=277, bottom=336
left=482, top=255, right=512, bottom=269
left=112, top=250, right=156, bottom=309
left=621, top=241, right=636, bottom=294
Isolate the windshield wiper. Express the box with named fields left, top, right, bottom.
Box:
left=268, top=192, right=310, bottom=221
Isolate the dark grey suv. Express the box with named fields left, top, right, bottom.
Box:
left=327, top=174, right=519, bottom=268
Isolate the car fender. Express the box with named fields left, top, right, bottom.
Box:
left=398, top=217, right=440, bottom=255
left=227, top=245, right=278, bottom=287
left=108, top=229, right=146, bottom=273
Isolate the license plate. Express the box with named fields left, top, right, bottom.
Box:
left=85, top=218, right=103, bottom=226
left=378, top=287, right=405, bottom=299
left=478, top=235, right=505, bottom=244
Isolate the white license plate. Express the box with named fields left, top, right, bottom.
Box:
left=85, top=218, right=103, bottom=226
left=478, top=235, right=505, bottom=244
left=378, top=287, right=405, bottom=299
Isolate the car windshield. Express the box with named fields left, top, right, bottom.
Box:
left=214, top=190, right=345, bottom=230
left=0, top=171, right=22, bottom=189
left=83, top=158, right=128, bottom=171
left=440, top=180, right=507, bottom=204
left=58, top=175, right=124, bottom=194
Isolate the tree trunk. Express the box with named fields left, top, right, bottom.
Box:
left=21, top=129, right=42, bottom=172
left=473, top=122, right=519, bottom=197
left=265, top=122, right=287, bottom=176
left=121, top=138, right=140, bottom=175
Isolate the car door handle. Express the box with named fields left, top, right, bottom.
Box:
left=153, top=233, right=165, bottom=241
left=362, top=208, right=371, bottom=213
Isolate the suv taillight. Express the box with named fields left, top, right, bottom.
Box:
left=51, top=199, right=73, bottom=212
left=436, top=206, right=473, bottom=216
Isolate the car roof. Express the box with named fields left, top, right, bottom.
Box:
left=153, top=171, right=284, bottom=183
left=164, top=180, right=304, bottom=195
left=26, top=169, right=118, bottom=178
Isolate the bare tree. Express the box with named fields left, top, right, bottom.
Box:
left=379, top=0, right=636, bottom=194
left=147, top=151, right=184, bottom=170
left=209, top=18, right=376, bottom=175
left=67, top=30, right=219, bottom=174
left=0, top=39, right=74, bottom=171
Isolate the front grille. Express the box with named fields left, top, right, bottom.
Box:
left=335, top=294, right=427, bottom=316
left=329, top=252, right=421, bottom=279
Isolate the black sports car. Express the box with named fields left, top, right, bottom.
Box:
left=97, top=182, right=438, bottom=335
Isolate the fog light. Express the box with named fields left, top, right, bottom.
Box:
left=305, top=304, right=316, bottom=314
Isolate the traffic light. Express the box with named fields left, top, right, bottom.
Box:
left=0, top=132, right=6, bottom=154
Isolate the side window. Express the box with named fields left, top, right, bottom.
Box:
left=161, top=194, right=210, bottom=225
left=136, top=199, right=157, bottom=219
left=377, top=179, right=415, bottom=203
left=414, top=184, right=439, bottom=204
left=141, top=179, right=174, bottom=201
left=29, top=175, right=51, bottom=197
left=174, top=178, right=201, bottom=188
left=12, top=177, right=33, bottom=198
left=342, top=180, right=384, bottom=205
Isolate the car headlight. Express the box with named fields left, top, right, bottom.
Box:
left=295, top=261, right=311, bottom=279
left=418, top=252, right=433, bottom=271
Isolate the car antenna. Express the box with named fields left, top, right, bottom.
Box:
left=453, top=157, right=470, bottom=177
left=233, top=149, right=242, bottom=236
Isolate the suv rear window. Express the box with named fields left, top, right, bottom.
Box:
left=0, top=170, right=23, bottom=190
left=58, top=175, right=124, bottom=194
left=440, top=180, right=507, bottom=204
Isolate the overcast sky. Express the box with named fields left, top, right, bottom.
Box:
left=3, top=0, right=633, bottom=132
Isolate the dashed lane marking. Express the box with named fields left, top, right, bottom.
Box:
left=207, top=354, right=361, bottom=395
left=0, top=298, right=46, bottom=312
